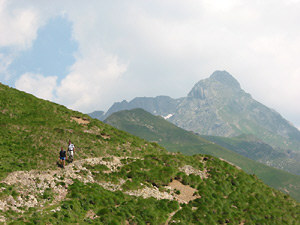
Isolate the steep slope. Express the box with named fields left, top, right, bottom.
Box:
left=0, top=83, right=162, bottom=180
left=104, top=108, right=300, bottom=201
left=0, top=83, right=299, bottom=224
left=170, top=71, right=300, bottom=152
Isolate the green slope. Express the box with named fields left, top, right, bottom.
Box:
left=0, top=85, right=160, bottom=179
left=0, top=84, right=299, bottom=224
left=105, top=108, right=300, bottom=202
left=202, top=134, right=300, bottom=175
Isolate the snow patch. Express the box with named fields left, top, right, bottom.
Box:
left=163, top=114, right=173, bottom=119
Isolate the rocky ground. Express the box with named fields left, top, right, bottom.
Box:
left=0, top=155, right=207, bottom=223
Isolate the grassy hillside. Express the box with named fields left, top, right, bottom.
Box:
left=202, top=135, right=300, bottom=175
left=0, top=84, right=163, bottom=180
left=0, top=84, right=299, bottom=224
left=105, top=108, right=300, bottom=202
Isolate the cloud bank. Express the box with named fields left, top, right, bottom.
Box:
left=1, top=0, right=300, bottom=127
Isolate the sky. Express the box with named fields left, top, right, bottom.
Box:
left=0, top=0, right=300, bottom=129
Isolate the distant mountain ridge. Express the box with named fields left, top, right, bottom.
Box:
left=88, top=110, right=105, bottom=121
left=105, top=96, right=181, bottom=119
left=90, top=70, right=300, bottom=153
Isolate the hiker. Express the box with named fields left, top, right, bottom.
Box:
left=68, top=140, right=75, bottom=162
left=59, top=147, right=67, bottom=168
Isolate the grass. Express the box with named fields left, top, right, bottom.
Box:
left=202, top=134, right=300, bottom=175
left=0, top=83, right=299, bottom=224
left=104, top=108, right=300, bottom=202
left=0, top=84, right=163, bottom=180
left=7, top=154, right=300, bottom=224
left=10, top=180, right=179, bottom=225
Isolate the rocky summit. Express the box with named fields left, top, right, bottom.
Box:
left=93, top=71, right=300, bottom=154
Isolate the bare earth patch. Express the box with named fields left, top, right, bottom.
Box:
left=86, top=210, right=98, bottom=220
left=168, top=180, right=199, bottom=204
left=0, top=215, right=6, bottom=223
left=101, top=134, right=111, bottom=140
left=1, top=109, right=8, bottom=114
left=71, top=116, right=90, bottom=125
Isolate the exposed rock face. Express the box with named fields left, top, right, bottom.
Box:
left=210, top=70, right=241, bottom=90
left=95, top=70, right=300, bottom=152
left=188, top=71, right=241, bottom=99
left=169, top=71, right=300, bottom=152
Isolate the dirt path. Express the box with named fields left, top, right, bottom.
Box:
left=0, top=156, right=125, bottom=213
left=164, top=207, right=181, bottom=225
left=0, top=158, right=204, bottom=223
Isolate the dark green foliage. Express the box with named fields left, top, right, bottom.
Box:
left=42, top=188, right=53, bottom=200
left=0, top=183, right=19, bottom=200
left=170, top=157, right=300, bottom=225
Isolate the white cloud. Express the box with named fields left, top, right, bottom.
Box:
left=56, top=48, right=127, bottom=112
left=0, top=0, right=41, bottom=49
left=14, top=50, right=127, bottom=113
left=0, top=0, right=49, bottom=81
left=0, top=52, right=14, bottom=80
left=15, top=73, right=57, bottom=100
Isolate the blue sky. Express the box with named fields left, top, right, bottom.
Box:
left=0, top=0, right=300, bottom=129
left=5, top=16, right=77, bottom=86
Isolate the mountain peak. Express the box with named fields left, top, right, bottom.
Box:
left=188, top=71, right=241, bottom=99
left=209, top=70, right=241, bottom=89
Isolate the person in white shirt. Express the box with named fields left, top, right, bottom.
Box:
left=68, top=139, right=75, bottom=162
